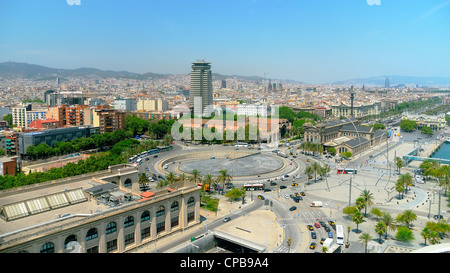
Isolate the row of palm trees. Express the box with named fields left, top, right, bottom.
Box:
left=304, top=161, right=331, bottom=184
left=138, top=168, right=233, bottom=191
left=343, top=189, right=449, bottom=252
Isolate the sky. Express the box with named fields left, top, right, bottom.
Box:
left=0, top=0, right=449, bottom=84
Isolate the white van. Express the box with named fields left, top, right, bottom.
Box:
left=310, top=201, right=323, bottom=207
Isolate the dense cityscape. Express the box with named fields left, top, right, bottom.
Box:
left=0, top=0, right=449, bottom=270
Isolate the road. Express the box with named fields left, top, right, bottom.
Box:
left=134, top=141, right=360, bottom=253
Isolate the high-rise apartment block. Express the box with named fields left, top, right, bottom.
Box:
left=93, top=109, right=125, bottom=134
left=189, top=61, right=213, bottom=116
left=136, top=99, right=168, bottom=112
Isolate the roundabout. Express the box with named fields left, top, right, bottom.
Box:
left=155, top=149, right=295, bottom=180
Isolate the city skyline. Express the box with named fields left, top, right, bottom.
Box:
left=1, top=0, right=449, bottom=84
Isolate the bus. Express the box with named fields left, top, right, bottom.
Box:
left=337, top=168, right=357, bottom=174
left=235, top=142, right=248, bottom=148
left=336, top=225, right=344, bottom=245
left=243, top=183, right=265, bottom=191
left=128, top=155, right=137, bottom=163
left=159, top=146, right=173, bottom=152
left=278, top=152, right=289, bottom=158
left=136, top=158, right=143, bottom=165
left=147, top=148, right=159, bottom=155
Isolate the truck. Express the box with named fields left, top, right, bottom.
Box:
left=310, top=201, right=322, bottom=207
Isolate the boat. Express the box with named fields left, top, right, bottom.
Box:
left=446, top=137, right=450, bottom=143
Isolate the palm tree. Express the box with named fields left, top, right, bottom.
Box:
left=358, top=232, right=373, bottom=253
left=375, top=222, right=386, bottom=244
left=395, top=157, right=403, bottom=173
left=166, top=172, right=177, bottom=184
left=360, top=190, right=374, bottom=216
left=203, top=173, right=214, bottom=193
left=189, top=169, right=202, bottom=185
left=216, top=169, right=231, bottom=193
left=305, top=165, right=314, bottom=184
left=138, top=173, right=150, bottom=190
left=396, top=210, right=417, bottom=227
left=380, top=212, right=397, bottom=239
left=311, top=162, right=321, bottom=182
left=352, top=211, right=364, bottom=233
left=420, top=227, right=432, bottom=246
left=177, top=173, right=186, bottom=182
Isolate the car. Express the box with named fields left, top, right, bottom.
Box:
left=300, top=192, right=306, bottom=196
left=320, top=238, right=326, bottom=244
left=314, top=223, right=321, bottom=228
left=328, top=220, right=335, bottom=226
left=306, top=159, right=310, bottom=162
left=328, top=232, right=333, bottom=238
left=307, top=225, right=314, bottom=231
left=145, top=157, right=149, bottom=161
left=311, top=232, right=317, bottom=239
left=153, top=155, right=158, bottom=158
left=295, top=174, right=301, bottom=179
left=281, top=177, right=287, bottom=181
left=284, top=194, right=290, bottom=199
left=145, top=167, right=149, bottom=171
left=280, top=185, right=287, bottom=189
left=270, top=181, right=277, bottom=186
left=264, top=188, right=272, bottom=192
left=284, top=174, right=289, bottom=178
left=324, top=226, right=330, bottom=232
left=289, top=206, right=297, bottom=211
left=294, top=192, right=300, bottom=197
left=309, top=242, right=317, bottom=249
left=291, top=183, right=298, bottom=186
left=223, top=217, right=231, bottom=222
left=320, top=221, right=326, bottom=227
left=257, top=195, right=265, bottom=200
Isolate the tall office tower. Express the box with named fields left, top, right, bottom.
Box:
left=268, top=79, right=272, bottom=91
left=189, top=60, right=213, bottom=116
left=221, top=79, right=227, bottom=89
left=385, top=77, right=390, bottom=88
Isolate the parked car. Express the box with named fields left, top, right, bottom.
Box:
left=223, top=217, right=231, bottom=222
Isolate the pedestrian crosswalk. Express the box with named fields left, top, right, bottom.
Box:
left=277, top=209, right=329, bottom=225
left=273, top=246, right=296, bottom=253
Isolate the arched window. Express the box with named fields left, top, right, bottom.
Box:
left=124, top=178, right=132, bottom=187
left=187, top=197, right=195, bottom=207
left=141, top=210, right=150, bottom=222
left=106, top=222, right=117, bottom=235
left=40, top=242, right=55, bottom=253
left=171, top=201, right=179, bottom=212
left=156, top=206, right=165, bottom=217
left=64, top=235, right=77, bottom=249
left=86, top=228, right=98, bottom=241
left=124, top=216, right=134, bottom=228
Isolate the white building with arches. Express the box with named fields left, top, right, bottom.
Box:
left=0, top=164, right=201, bottom=253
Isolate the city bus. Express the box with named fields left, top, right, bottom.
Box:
left=158, top=146, right=173, bottom=152
left=336, top=225, right=344, bottom=245
left=235, top=142, right=248, bottom=148
left=243, top=183, right=265, bottom=191
left=337, top=168, right=357, bottom=174
left=278, top=152, right=289, bottom=158
left=147, top=148, right=159, bottom=155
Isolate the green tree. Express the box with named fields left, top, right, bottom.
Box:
left=395, top=157, right=403, bottom=173
left=352, top=211, right=364, bottom=233
left=421, top=126, right=434, bottom=136
left=360, top=190, right=374, bottom=216
left=138, top=173, right=150, bottom=190
left=396, top=226, right=415, bottom=243
left=2, top=113, right=12, bottom=127
left=396, top=210, right=417, bottom=227
left=358, top=232, right=373, bottom=253
left=399, top=119, right=417, bottom=132
left=380, top=212, right=397, bottom=239
left=216, top=169, right=231, bottom=192
left=375, top=222, right=387, bottom=244
left=305, top=165, right=314, bottom=184
left=225, top=188, right=245, bottom=202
